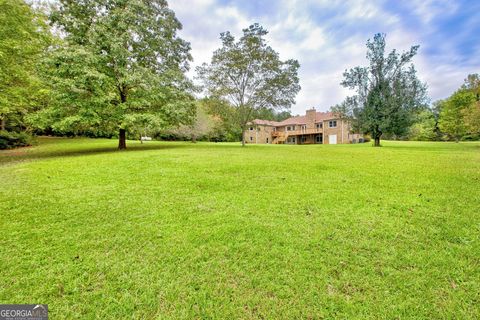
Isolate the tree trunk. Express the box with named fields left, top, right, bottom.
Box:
left=241, top=130, right=245, bottom=147
left=118, top=86, right=128, bottom=149
left=119, top=129, right=127, bottom=150
left=374, top=136, right=381, bottom=147
left=0, top=117, right=5, bottom=131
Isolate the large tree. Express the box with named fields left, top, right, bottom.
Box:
left=35, top=0, right=195, bottom=149
left=197, top=23, right=301, bottom=146
left=0, top=0, right=49, bottom=131
left=340, top=33, right=428, bottom=146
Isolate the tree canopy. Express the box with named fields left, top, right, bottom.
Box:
left=32, top=0, right=195, bottom=149
left=438, top=78, right=479, bottom=141
left=340, top=33, right=428, bottom=146
left=0, top=0, right=50, bottom=131
left=197, top=23, right=301, bottom=146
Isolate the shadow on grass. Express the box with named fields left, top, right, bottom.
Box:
left=380, top=141, right=480, bottom=152
left=0, top=139, right=191, bottom=165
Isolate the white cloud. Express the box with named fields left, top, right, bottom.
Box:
left=170, top=0, right=479, bottom=114
left=409, top=0, right=459, bottom=24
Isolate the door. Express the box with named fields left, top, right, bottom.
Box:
left=329, top=134, right=337, bottom=144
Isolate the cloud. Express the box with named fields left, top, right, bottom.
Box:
left=170, top=0, right=480, bottom=114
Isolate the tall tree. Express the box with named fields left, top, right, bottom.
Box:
left=341, top=33, right=428, bottom=146
left=35, top=0, right=195, bottom=149
left=197, top=23, right=301, bottom=146
left=0, top=0, right=49, bottom=131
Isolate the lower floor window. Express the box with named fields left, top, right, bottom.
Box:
left=250, top=137, right=253, bottom=141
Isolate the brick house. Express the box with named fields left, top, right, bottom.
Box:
left=244, top=108, right=363, bottom=144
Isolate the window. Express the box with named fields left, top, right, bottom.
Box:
left=292, top=137, right=296, bottom=143
left=250, top=137, right=253, bottom=141
left=287, top=126, right=292, bottom=131
left=249, top=127, right=254, bottom=131
left=316, top=123, right=323, bottom=129
left=316, top=135, right=322, bottom=143
left=266, top=138, right=269, bottom=143
left=329, top=120, right=337, bottom=128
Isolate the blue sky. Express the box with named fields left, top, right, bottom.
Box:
left=170, top=0, right=480, bottom=114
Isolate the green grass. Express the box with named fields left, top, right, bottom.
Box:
left=1, top=137, right=479, bottom=319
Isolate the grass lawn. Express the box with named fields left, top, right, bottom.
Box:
left=1, top=137, right=479, bottom=319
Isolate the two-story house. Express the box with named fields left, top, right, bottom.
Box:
left=244, top=108, right=363, bottom=144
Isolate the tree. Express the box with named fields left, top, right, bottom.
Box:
left=462, top=74, right=480, bottom=100
left=166, top=101, right=218, bottom=142
left=197, top=23, right=301, bottom=146
left=408, top=109, right=437, bottom=141
left=0, top=0, right=50, bottom=131
left=462, top=74, right=480, bottom=136
left=201, top=97, right=242, bottom=142
left=463, top=101, right=480, bottom=136
left=254, top=108, right=292, bottom=122
left=35, top=0, right=195, bottom=149
left=341, top=33, right=428, bottom=146
left=438, top=89, right=476, bottom=141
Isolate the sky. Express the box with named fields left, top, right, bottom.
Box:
left=169, top=0, right=480, bottom=115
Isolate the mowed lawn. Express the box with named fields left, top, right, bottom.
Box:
left=1, top=138, right=479, bottom=319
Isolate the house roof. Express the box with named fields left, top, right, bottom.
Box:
left=250, top=119, right=282, bottom=126
left=250, top=111, right=337, bottom=127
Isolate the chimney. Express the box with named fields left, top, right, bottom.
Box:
left=306, top=108, right=316, bottom=125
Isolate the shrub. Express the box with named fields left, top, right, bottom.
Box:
left=0, top=131, right=36, bottom=149
left=461, top=134, right=480, bottom=141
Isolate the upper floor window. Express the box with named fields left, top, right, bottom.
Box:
left=287, top=126, right=292, bottom=131
left=316, top=123, right=323, bottom=129
left=329, top=120, right=337, bottom=128
left=249, top=127, right=254, bottom=131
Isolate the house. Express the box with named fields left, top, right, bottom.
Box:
left=244, top=108, right=363, bottom=144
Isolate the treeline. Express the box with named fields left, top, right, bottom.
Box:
left=408, top=74, right=480, bottom=141
left=0, top=0, right=299, bottom=149
left=159, top=99, right=292, bottom=142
